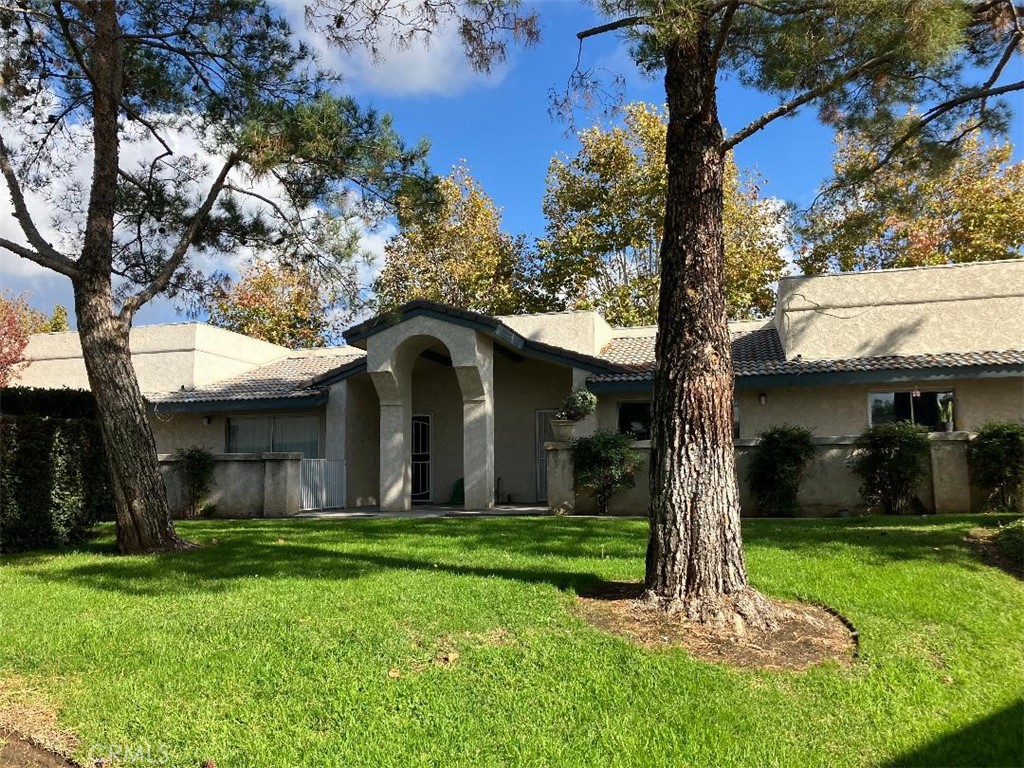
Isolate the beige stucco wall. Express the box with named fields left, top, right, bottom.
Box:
left=18, top=323, right=288, bottom=394
left=159, top=452, right=302, bottom=518
left=776, top=260, right=1024, bottom=360
left=344, top=374, right=381, bottom=508
left=493, top=355, right=573, bottom=503
left=557, top=433, right=961, bottom=517
left=592, top=378, right=1022, bottom=439
left=499, top=310, right=613, bottom=357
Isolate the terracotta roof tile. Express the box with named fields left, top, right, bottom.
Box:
left=149, top=351, right=365, bottom=404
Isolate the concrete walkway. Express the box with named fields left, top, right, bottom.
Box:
left=295, top=504, right=551, bottom=520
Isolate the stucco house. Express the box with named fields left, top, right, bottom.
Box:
left=15, top=259, right=1024, bottom=516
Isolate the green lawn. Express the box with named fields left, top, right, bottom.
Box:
left=1, top=515, right=1022, bottom=767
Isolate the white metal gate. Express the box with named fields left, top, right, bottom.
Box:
left=300, top=459, right=346, bottom=511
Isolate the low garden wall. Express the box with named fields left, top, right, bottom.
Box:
left=547, top=433, right=981, bottom=517
left=158, top=452, right=303, bottom=518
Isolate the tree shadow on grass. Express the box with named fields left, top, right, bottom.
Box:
left=16, top=537, right=611, bottom=598
left=743, top=514, right=1022, bottom=574
left=10, top=514, right=1016, bottom=598
left=886, top=698, right=1024, bottom=768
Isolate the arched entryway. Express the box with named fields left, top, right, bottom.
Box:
left=365, top=318, right=495, bottom=512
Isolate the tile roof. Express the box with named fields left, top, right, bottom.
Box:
left=593, top=327, right=1024, bottom=383
left=149, top=350, right=365, bottom=404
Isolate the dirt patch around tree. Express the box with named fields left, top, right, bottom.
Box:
left=575, top=582, right=857, bottom=672
left=0, top=679, right=79, bottom=767
left=0, top=730, right=78, bottom=768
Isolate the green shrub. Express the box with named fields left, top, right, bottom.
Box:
left=748, top=425, right=817, bottom=517
left=556, top=387, right=597, bottom=422
left=0, top=415, right=111, bottom=553
left=173, top=445, right=216, bottom=518
left=572, top=430, right=641, bottom=515
left=851, top=422, right=930, bottom=515
left=969, top=422, right=1024, bottom=511
left=994, top=519, right=1024, bottom=567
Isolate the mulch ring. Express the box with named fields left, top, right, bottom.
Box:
left=964, top=527, right=1023, bottom=579
left=575, top=582, right=858, bottom=672
left=0, top=730, right=78, bottom=768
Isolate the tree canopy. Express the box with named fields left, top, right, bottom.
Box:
left=539, top=102, right=788, bottom=325
left=206, top=260, right=347, bottom=349
left=374, top=162, right=540, bottom=315
left=798, top=131, right=1024, bottom=273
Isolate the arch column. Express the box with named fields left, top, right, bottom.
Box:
left=456, top=358, right=494, bottom=510
left=370, top=370, right=411, bottom=512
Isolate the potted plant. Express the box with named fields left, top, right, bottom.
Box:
left=938, top=397, right=955, bottom=432
left=551, top=387, right=597, bottom=441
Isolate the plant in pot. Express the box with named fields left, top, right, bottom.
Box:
left=938, top=397, right=955, bottom=432
left=551, top=387, right=597, bottom=441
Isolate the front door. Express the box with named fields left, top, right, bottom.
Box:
left=411, top=413, right=432, bottom=504
left=535, top=410, right=557, bottom=502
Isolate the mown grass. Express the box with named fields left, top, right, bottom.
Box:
left=1, top=514, right=1022, bottom=767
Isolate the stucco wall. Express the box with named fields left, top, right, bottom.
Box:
left=159, top=452, right=302, bottom=517
left=410, top=357, right=464, bottom=504
left=493, top=355, right=573, bottom=503
left=555, top=433, right=964, bottom=517
left=344, top=373, right=380, bottom=508
left=499, top=311, right=613, bottom=357
left=18, top=323, right=288, bottom=394
left=776, top=260, right=1024, bottom=360
left=595, top=377, right=1023, bottom=440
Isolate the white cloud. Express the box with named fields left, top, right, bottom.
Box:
left=1, top=115, right=393, bottom=327
left=275, top=1, right=509, bottom=98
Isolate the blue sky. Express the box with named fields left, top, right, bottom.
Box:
left=2, top=1, right=1021, bottom=326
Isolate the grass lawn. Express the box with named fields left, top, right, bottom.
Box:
left=1, top=515, right=1022, bottom=767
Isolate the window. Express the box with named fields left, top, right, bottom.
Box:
left=227, top=415, right=320, bottom=458
left=618, top=402, right=651, bottom=440
left=868, top=390, right=954, bottom=431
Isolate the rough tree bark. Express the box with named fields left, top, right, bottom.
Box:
left=72, top=2, right=186, bottom=554
left=643, top=27, right=776, bottom=630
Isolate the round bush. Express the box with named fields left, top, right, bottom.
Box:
left=748, top=425, right=816, bottom=517
left=969, top=422, right=1024, bottom=512
left=571, top=429, right=641, bottom=515
left=851, top=422, right=930, bottom=515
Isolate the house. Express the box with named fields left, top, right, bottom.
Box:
left=15, top=259, right=1024, bottom=516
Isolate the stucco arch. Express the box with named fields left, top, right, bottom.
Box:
left=365, top=318, right=494, bottom=511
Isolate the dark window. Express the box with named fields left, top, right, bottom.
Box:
left=868, top=390, right=954, bottom=430
left=618, top=402, right=651, bottom=440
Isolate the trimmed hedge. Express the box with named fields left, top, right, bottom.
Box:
left=1, top=386, right=97, bottom=419
left=0, top=415, right=112, bottom=553
left=968, top=422, right=1024, bottom=511
left=851, top=422, right=930, bottom=515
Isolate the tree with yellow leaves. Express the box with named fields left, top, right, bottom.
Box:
left=374, top=163, right=539, bottom=315
left=538, top=103, right=789, bottom=326
left=798, top=131, right=1024, bottom=273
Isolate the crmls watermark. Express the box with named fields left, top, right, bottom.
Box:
left=86, top=742, right=171, bottom=765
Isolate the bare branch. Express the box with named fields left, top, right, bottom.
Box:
left=119, top=155, right=238, bottom=321
left=723, top=53, right=896, bottom=151
left=577, top=16, right=648, bottom=41
left=0, top=136, right=81, bottom=278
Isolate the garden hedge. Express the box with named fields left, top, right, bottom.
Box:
left=0, top=409, right=112, bottom=553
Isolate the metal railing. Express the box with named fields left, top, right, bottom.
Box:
left=300, top=459, right=346, bottom=511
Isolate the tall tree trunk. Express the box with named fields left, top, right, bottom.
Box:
left=74, top=276, right=187, bottom=554
left=643, top=30, right=775, bottom=630
left=63, top=1, right=187, bottom=554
